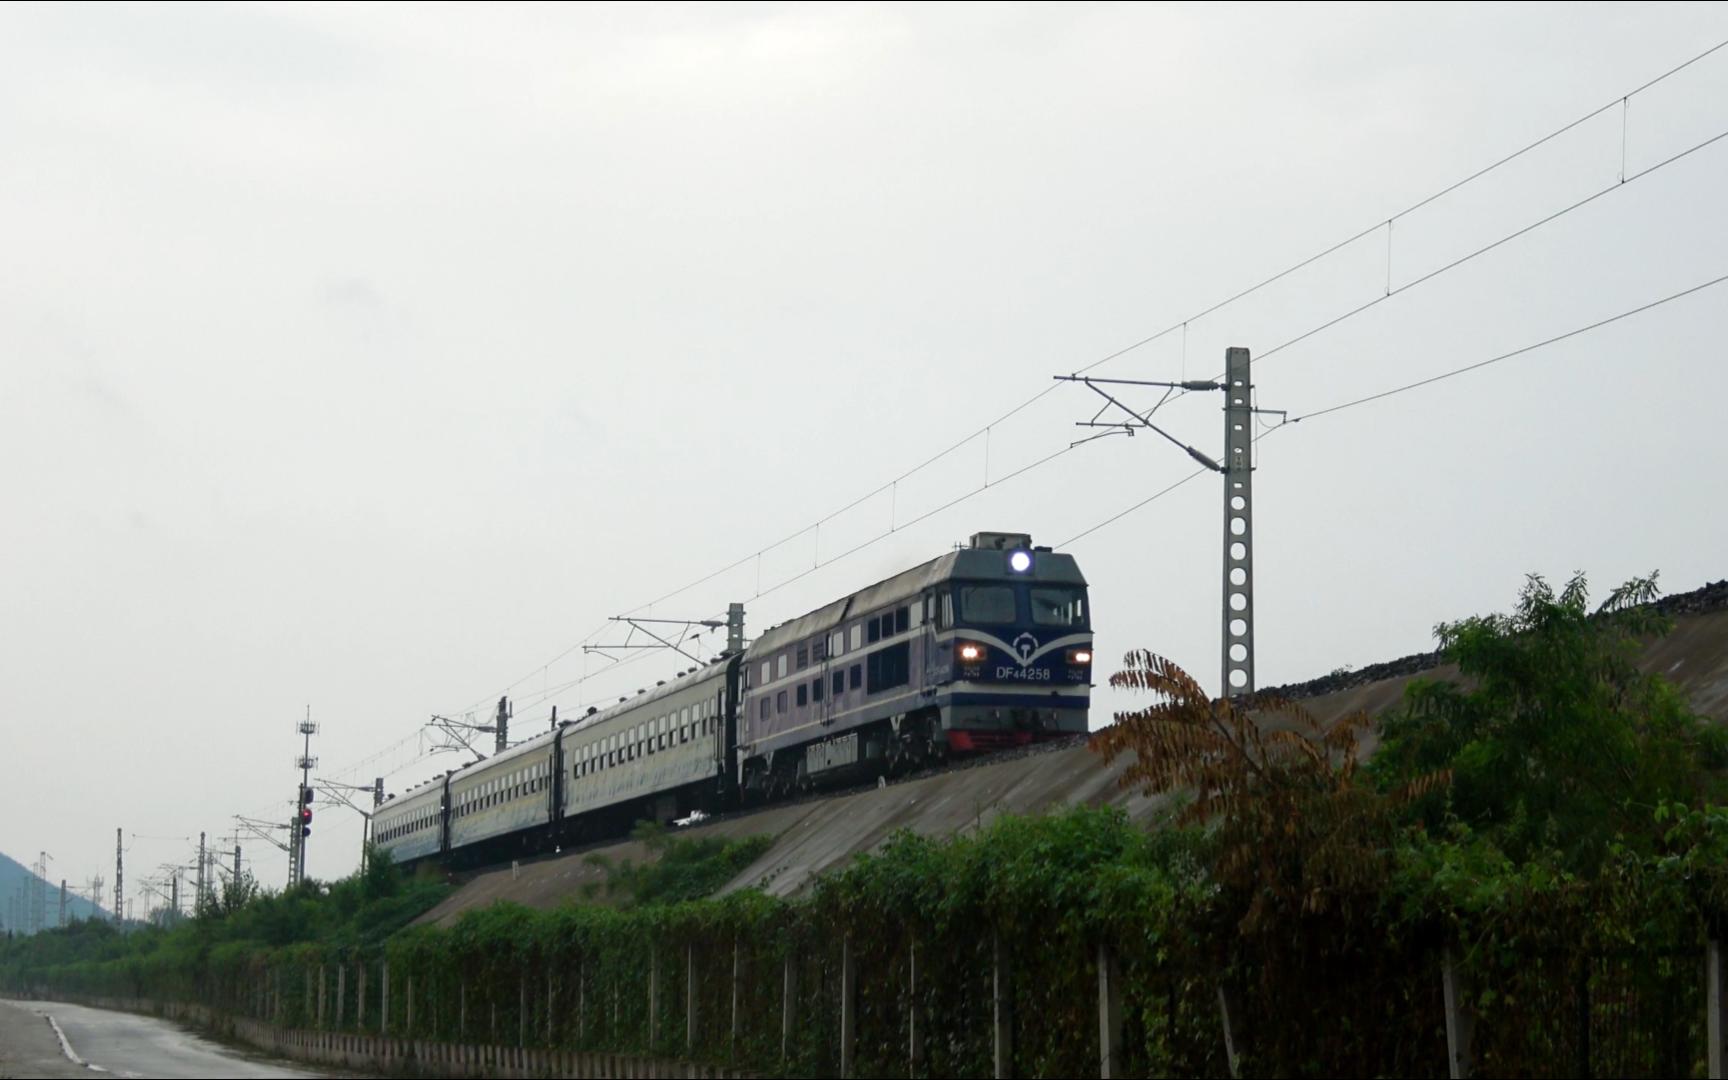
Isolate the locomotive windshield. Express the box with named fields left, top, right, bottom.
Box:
left=1030, top=587, right=1087, bottom=627
left=958, top=584, right=1016, bottom=623
left=952, top=582, right=1090, bottom=628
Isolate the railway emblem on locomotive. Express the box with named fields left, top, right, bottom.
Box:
left=1011, top=632, right=1039, bottom=665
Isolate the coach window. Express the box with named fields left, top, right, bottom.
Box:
left=850, top=625, right=863, bottom=650
left=867, top=618, right=881, bottom=644
left=797, top=684, right=808, bottom=707
left=849, top=664, right=862, bottom=690
left=759, top=698, right=769, bottom=721
left=832, top=671, right=844, bottom=697
left=812, top=677, right=824, bottom=703
left=796, top=645, right=808, bottom=670
left=759, top=661, right=770, bottom=687
left=777, top=690, right=788, bottom=714
left=830, top=631, right=844, bottom=657
left=777, top=654, right=789, bottom=679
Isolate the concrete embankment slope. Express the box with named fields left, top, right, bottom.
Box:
left=417, top=586, right=1728, bottom=926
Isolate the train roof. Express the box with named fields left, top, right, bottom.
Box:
left=563, top=654, right=731, bottom=737
left=749, top=538, right=1086, bottom=656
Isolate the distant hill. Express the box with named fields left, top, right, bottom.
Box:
left=0, top=851, right=107, bottom=934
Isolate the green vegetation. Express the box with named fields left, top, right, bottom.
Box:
left=582, top=821, right=774, bottom=906
left=1372, top=572, right=1728, bottom=869
left=5, top=572, right=1726, bottom=1077
left=0, top=846, right=450, bottom=1001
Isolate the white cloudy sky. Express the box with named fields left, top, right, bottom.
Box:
left=3, top=2, right=1726, bottom=899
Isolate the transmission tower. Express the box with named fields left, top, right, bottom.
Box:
left=292, top=707, right=319, bottom=886
left=114, top=828, right=124, bottom=929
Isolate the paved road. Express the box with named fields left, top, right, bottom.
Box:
left=1, top=999, right=329, bottom=1079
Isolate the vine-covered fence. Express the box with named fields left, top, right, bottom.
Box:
left=23, top=910, right=1728, bottom=1077
left=15, top=808, right=1728, bottom=1077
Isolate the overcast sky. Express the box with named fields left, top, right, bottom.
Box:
left=4, top=2, right=1726, bottom=901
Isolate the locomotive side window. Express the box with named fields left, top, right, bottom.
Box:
left=850, top=625, right=862, bottom=650
left=849, top=664, right=862, bottom=690
left=759, top=698, right=769, bottom=720
left=959, top=585, right=1016, bottom=624
left=777, top=655, right=789, bottom=679
left=867, top=618, right=880, bottom=644
left=939, top=594, right=954, bottom=629
left=832, top=671, right=844, bottom=697
left=759, top=661, right=770, bottom=686
left=796, top=684, right=808, bottom=707
left=812, top=677, right=824, bottom=703
left=895, top=607, right=909, bottom=634
left=777, top=690, right=788, bottom=714
left=796, top=645, right=808, bottom=670
left=866, top=642, right=911, bottom=694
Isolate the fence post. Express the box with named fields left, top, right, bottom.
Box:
left=1442, top=948, right=1474, bottom=1080
left=459, top=982, right=467, bottom=1039
left=841, top=935, right=857, bottom=1079
left=731, top=938, right=741, bottom=1053
left=994, top=930, right=1013, bottom=1080
left=1098, top=943, right=1122, bottom=1079
left=406, top=974, right=414, bottom=1035
left=358, top=963, right=367, bottom=1030
left=547, top=969, right=555, bottom=1044
left=687, top=942, right=699, bottom=1056
left=649, top=944, right=661, bottom=1050
left=1709, top=940, right=1728, bottom=1080
left=1217, top=984, right=1240, bottom=1080
left=909, top=938, right=924, bottom=1076
left=337, top=964, right=346, bottom=1029
left=1575, top=959, right=1592, bottom=1079
left=782, top=954, right=799, bottom=1065
left=381, top=960, right=390, bottom=1035
left=520, top=976, right=528, bottom=1047
left=579, top=959, right=587, bottom=1041
left=317, top=963, right=326, bottom=1028
left=305, top=967, right=313, bottom=1024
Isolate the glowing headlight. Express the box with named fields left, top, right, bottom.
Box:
left=1008, top=550, right=1032, bottom=573
left=958, top=643, right=984, bottom=662
left=1068, top=648, right=1093, bottom=665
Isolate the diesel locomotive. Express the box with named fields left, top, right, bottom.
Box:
left=374, top=531, right=1092, bottom=869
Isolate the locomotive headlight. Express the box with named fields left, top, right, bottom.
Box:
left=1067, top=648, right=1093, bottom=665
left=1008, top=550, right=1032, bottom=573
left=958, top=642, right=984, bottom=662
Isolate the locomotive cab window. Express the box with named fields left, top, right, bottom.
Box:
left=958, top=584, right=1016, bottom=624
left=1031, top=588, right=1088, bottom=627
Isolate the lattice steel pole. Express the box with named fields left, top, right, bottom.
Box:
left=1221, top=346, right=1255, bottom=697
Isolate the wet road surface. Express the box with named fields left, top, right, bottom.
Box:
left=3, top=1000, right=330, bottom=1079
